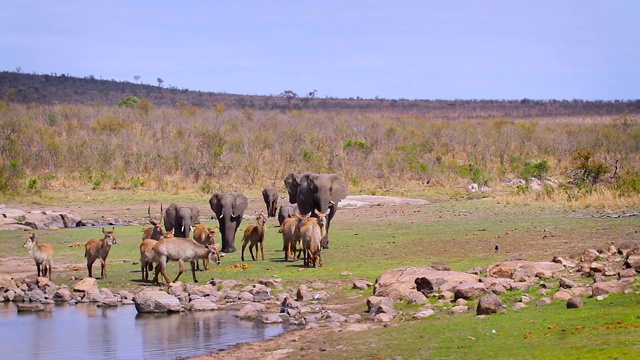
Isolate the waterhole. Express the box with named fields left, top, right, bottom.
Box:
left=0, top=302, right=288, bottom=359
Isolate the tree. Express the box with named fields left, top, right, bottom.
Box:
left=134, top=75, right=141, bottom=83
left=280, top=90, right=297, bottom=107
left=118, top=95, right=140, bottom=108
left=15, top=66, right=22, bottom=74
left=157, top=78, right=164, bottom=87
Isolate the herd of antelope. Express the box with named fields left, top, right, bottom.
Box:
left=22, top=195, right=329, bottom=286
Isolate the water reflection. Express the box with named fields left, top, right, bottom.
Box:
left=0, top=303, right=287, bottom=360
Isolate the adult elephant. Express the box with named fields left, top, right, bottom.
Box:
left=164, top=203, right=200, bottom=238
left=209, top=192, right=248, bottom=253
left=262, top=187, right=278, bottom=218
left=284, top=172, right=348, bottom=249
left=277, top=202, right=299, bottom=226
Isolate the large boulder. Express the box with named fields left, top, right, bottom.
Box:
left=374, top=267, right=479, bottom=300
left=486, top=260, right=564, bottom=279
left=134, top=290, right=182, bottom=313
left=477, top=293, right=506, bottom=315
left=591, top=280, right=630, bottom=297
left=73, top=278, right=98, bottom=292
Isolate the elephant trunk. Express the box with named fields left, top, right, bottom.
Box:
left=218, top=215, right=240, bottom=253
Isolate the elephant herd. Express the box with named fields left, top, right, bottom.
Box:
left=164, top=172, right=348, bottom=255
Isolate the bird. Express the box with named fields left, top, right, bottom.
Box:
left=494, top=244, right=499, bottom=252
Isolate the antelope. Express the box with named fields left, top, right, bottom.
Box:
left=84, top=227, right=117, bottom=279
left=279, top=214, right=302, bottom=261
left=142, top=204, right=164, bottom=240
left=241, top=211, right=268, bottom=261
left=152, top=236, right=221, bottom=285
left=300, top=210, right=328, bottom=268
left=139, top=239, right=158, bottom=282
left=23, top=233, right=54, bottom=280
left=192, top=224, right=219, bottom=270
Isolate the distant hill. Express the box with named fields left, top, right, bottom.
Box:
left=1, top=70, right=639, bottom=118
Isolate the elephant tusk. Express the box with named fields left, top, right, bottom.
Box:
left=219, top=214, right=224, bottom=219
left=329, top=200, right=335, bottom=205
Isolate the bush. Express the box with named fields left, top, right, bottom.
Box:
left=615, top=169, right=640, bottom=196
left=570, top=151, right=609, bottom=190
left=520, top=159, right=550, bottom=180
left=117, top=95, right=139, bottom=108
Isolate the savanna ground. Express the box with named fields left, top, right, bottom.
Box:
left=1, top=188, right=639, bottom=359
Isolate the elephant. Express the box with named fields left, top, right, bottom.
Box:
left=209, top=192, right=249, bottom=253
left=284, top=172, right=348, bottom=249
left=262, top=187, right=278, bottom=217
left=163, top=203, right=200, bottom=238
left=277, top=202, right=299, bottom=226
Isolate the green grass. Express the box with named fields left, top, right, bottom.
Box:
left=304, top=294, right=640, bottom=359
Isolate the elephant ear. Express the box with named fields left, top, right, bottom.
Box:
left=232, top=192, right=249, bottom=217
left=164, top=203, right=179, bottom=231
left=262, top=188, right=270, bottom=203
left=209, top=193, right=222, bottom=216
left=329, top=174, right=349, bottom=203
left=284, top=173, right=301, bottom=204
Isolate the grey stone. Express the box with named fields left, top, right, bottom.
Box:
left=134, top=290, right=182, bottom=313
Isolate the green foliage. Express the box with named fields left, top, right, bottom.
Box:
left=570, top=151, right=609, bottom=190
left=27, top=177, right=38, bottom=191
left=130, top=176, right=145, bottom=189
left=520, top=159, right=550, bottom=180
left=615, top=169, right=640, bottom=196
left=117, top=95, right=140, bottom=108
left=460, top=163, right=491, bottom=186
left=344, top=139, right=370, bottom=150
left=515, top=183, right=530, bottom=195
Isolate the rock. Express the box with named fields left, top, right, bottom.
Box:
left=486, top=260, right=563, bottom=279
left=261, top=313, right=284, bottom=324
left=454, top=282, right=487, bottom=300
left=353, top=280, right=372, bottom=290
left=188, top=284, right=216, bottom=298
left=296, top=285, right=312, bottom=301
left=187, top=298, right=218, bottom=311
left=367, top=296, right=395, bottom=315
left=252, top=287, right=272, bottom=302
left=281, top=296, right=301, bottom=312
left=476, top=293, right=506, bottom=315
left=346, top=314, right=362, bottom=323
left=592, top=280, right=629, bottom=296
left=618, top=268, right=637, bottom=278
left=118, top=290, right=135, bottom=301
left=373, top=313, right=393, bottom=322
left=450, top=305, right=469, bottom=314
left=53, top=288, right=72, bottom=302
left=618, top=242, right=640, bottom=257
left=625, top=255, right=640, bottom=271
left=375, top=267, right=479, bottom=300
left=26, top=288, right=46, bottom=302
left=567, top=297, right=584, bottom=309
left=0, top=275, right=17, bottom=290
left=134, top=290, right=182, bottom=313
left=537, top=297, right=552, bottom=306
left=406, top=291, right=428, bottom=305
left=238, top=291, right=254, bottom=302
left=413, top=309, right=436, bottom=319
left=84, top=288, right=105, bottom=302
left=235, top=305, right=259, bottom=319
left=509, top=282, right=532, bottom=292
left=512, top=302, right=527, bottom=310
left=552, top=289, right=574, bottom=301
left=16, top=303, right=46, bottom=312
left=559, top=278, right=577, bottom=289
left=552, top=256, right=578, bottom=268
left=581, top=249, right=600, bottom=262
left=429, top=262, right=451, bottom=271
left=73, top=278, right=98, bottom=292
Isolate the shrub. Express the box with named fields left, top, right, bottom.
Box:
left=615, top=169, right=640, bottom=196
left=117, top=95, right=140, bottom=108
left=569, top=151, right=609, bottom=190
left=520, top=159, right=550, bottom=180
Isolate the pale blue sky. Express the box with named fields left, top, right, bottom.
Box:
left=1, top=1, right=638, bottom=100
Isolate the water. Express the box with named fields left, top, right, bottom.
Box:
left=0, top=302, right=287, bottom=360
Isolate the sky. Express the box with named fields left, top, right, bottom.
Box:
left=1, top=1, right=638, bottom=100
